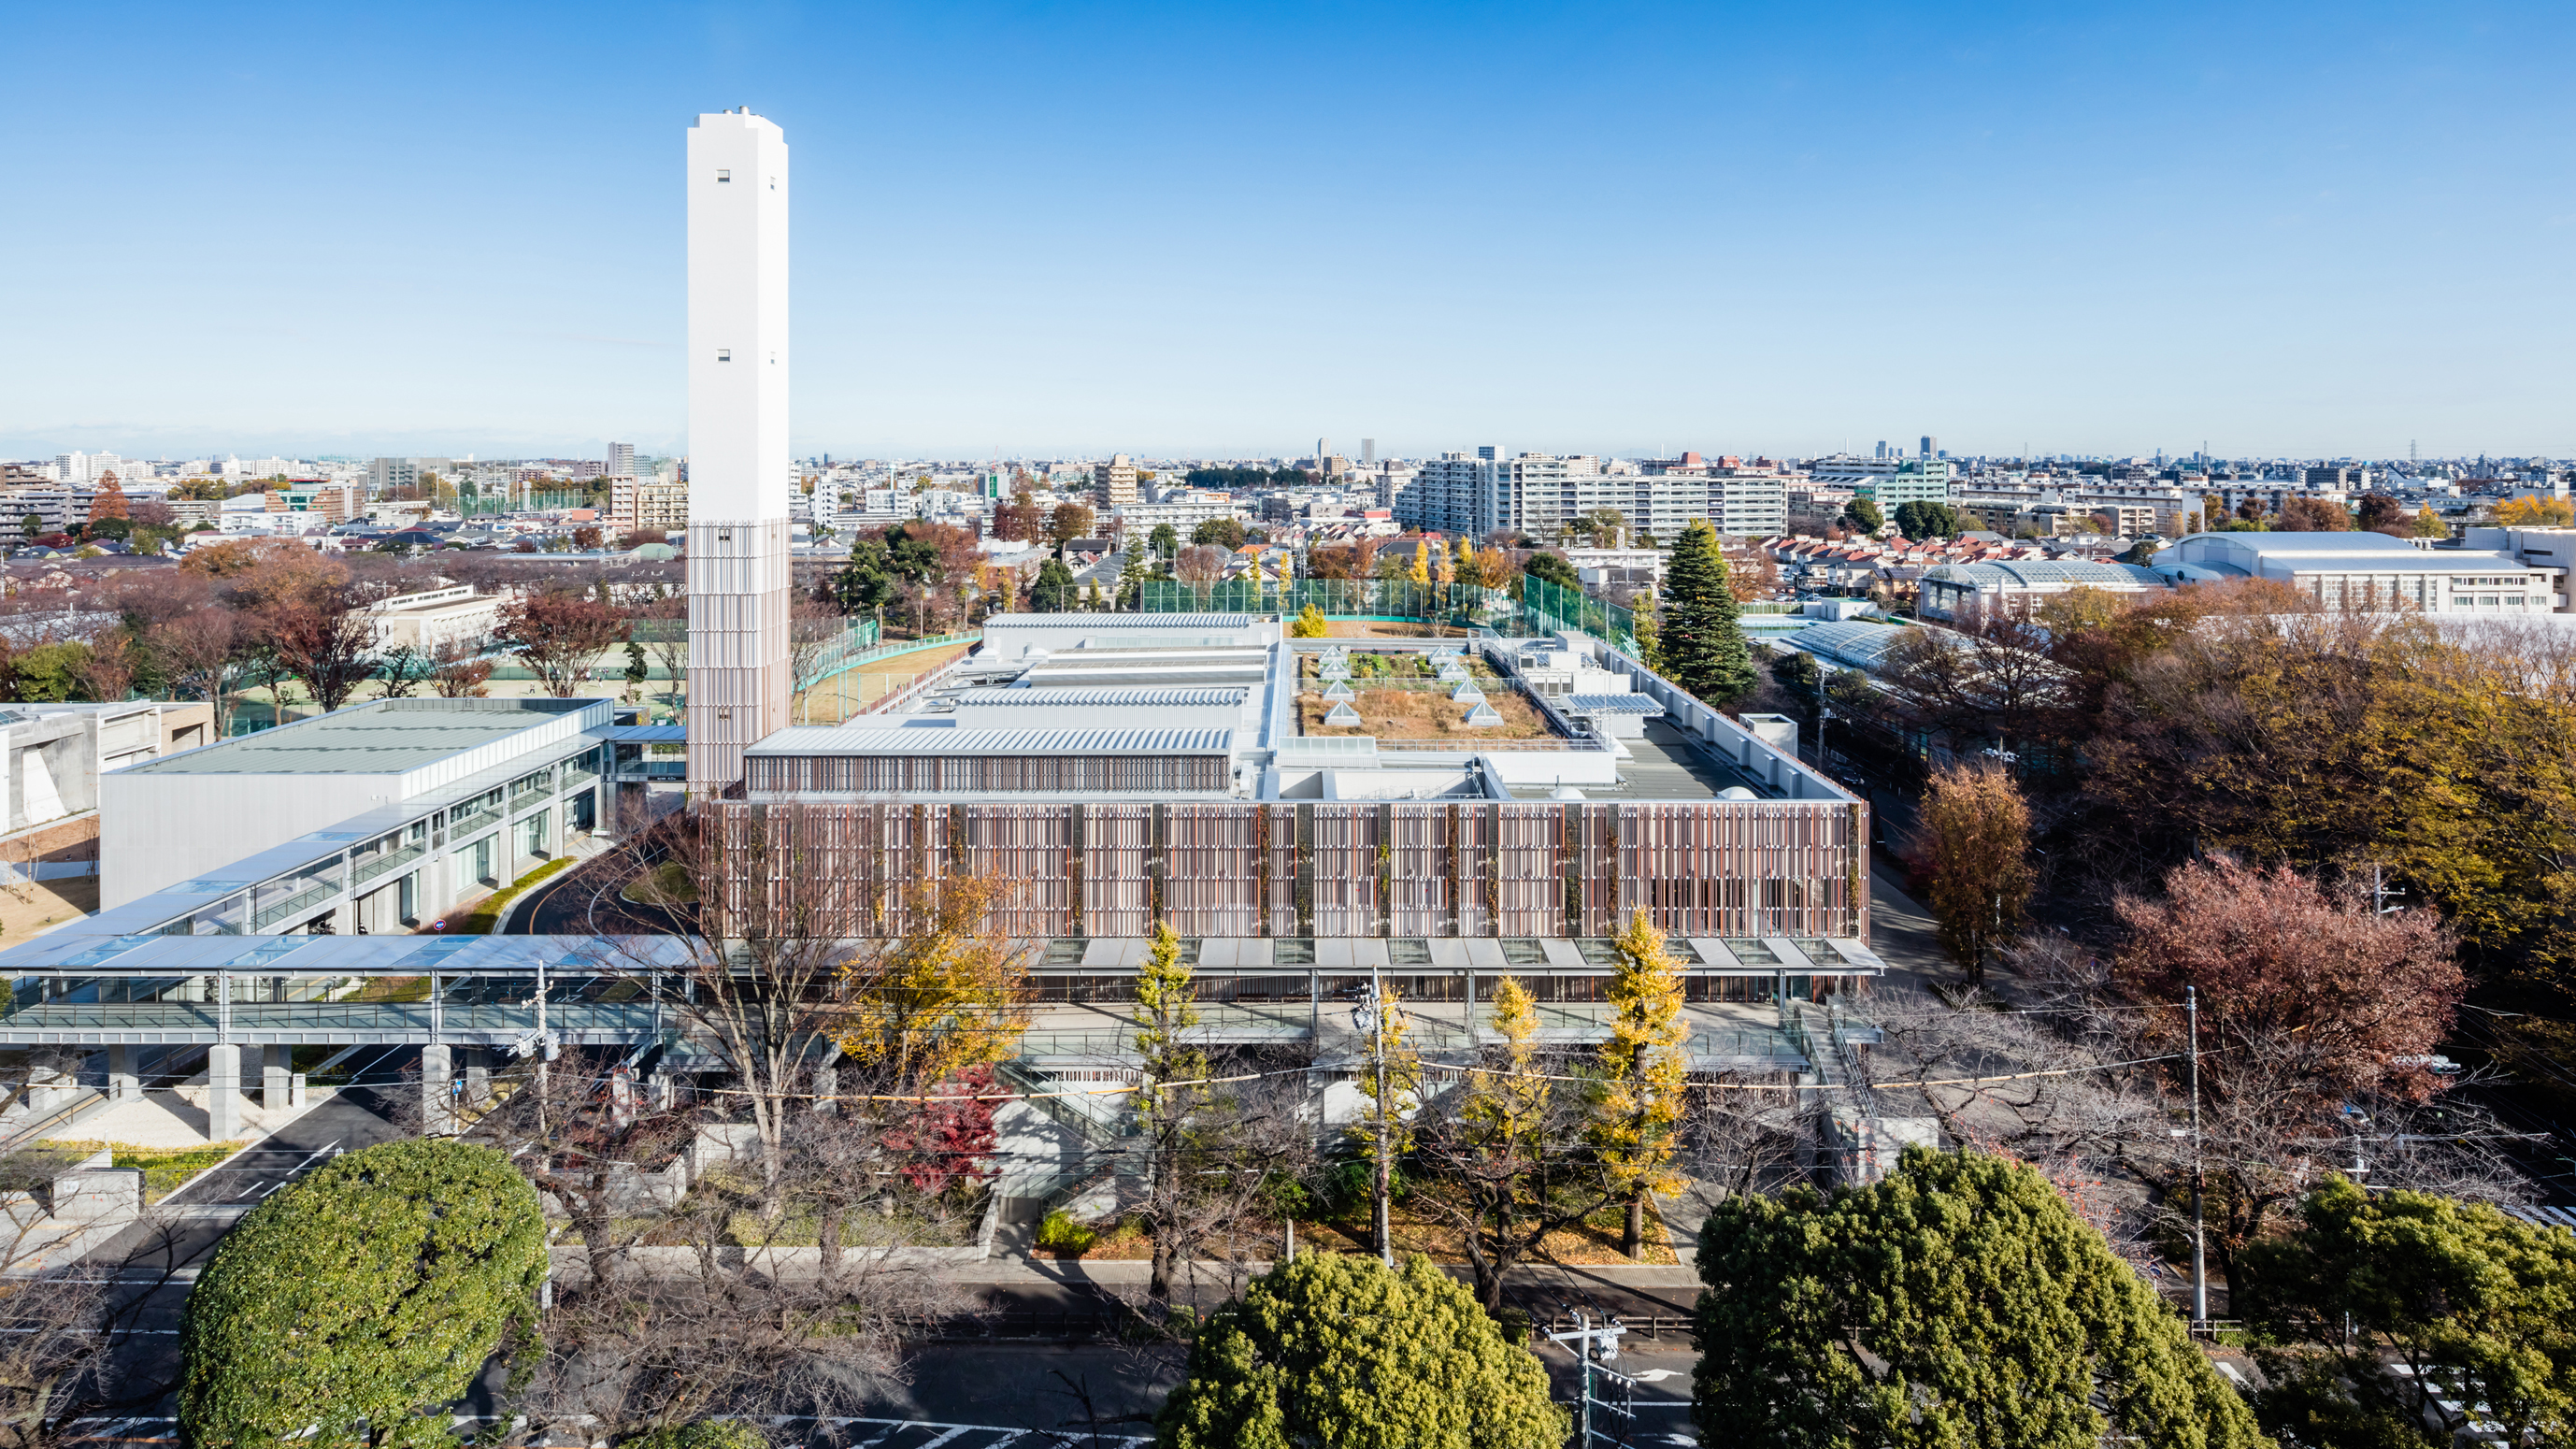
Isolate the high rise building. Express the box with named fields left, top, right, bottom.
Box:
left=1361, top=438, right=1376, bottom=466
left=606, top=441, right=637, bottom=477
left=1920, top=435, right=1938, bottom=460
left=683, top=108, right=794, bottom=794
left=1095, top=454, right=1138, bottom=507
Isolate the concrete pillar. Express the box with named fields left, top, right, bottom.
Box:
left=421, top=1043, right=452, bottom=1135
left=811, top=1066, right=837, bottom=1114
left=206, top=1044, right=241, bottom=1141
left=263, top=1045, right=292, bottom=1112
left=107, top=1045, right=138, bottom=1102
left=463, top=1047, right=491, bottom=1107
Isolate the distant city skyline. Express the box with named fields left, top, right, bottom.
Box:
left=5, top=2, right=2571, bottom=460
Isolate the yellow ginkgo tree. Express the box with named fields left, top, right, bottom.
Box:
left=1593, top=911, right=1692, bottom=1258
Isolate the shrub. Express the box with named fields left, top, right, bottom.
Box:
left=179, top=1138, right=548, bottom=1449
left=620, top=1423, right=768, bottom=1449
left=1035, top=1208, right=1097, bottom=1255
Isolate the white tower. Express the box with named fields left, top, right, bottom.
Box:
left=684, top=108, right=794, bottom=793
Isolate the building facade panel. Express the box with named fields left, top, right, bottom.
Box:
left=705, top=798, right=1866, bottom=942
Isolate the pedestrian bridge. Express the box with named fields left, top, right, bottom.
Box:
left=0, top=933, right=694, bottom=1051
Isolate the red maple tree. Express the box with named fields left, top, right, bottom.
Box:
left=880, top=1063, right=1000, bottom=1196
left=2115, top=857, right=2464, bottom=1105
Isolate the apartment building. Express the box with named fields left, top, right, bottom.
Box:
left=637, top=481, right=690, bottom=532
left=1093, top=454, right=1139, bottom=509
left=1401, top=451, right=1791, bottom=543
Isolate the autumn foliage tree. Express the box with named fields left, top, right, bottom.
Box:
left=265, top=582, right=383, bottom=713
left=495, top=590, right=627, bottom=696
left=2116, top=857, right=2465, bottom=1107
left=1594, top=911, right=1691, bottom=1258
left=1911, top=762, right=2034, bottom=983
left=1414, top=976, right=1613, bottom=1311
left=2114, top=856, right=2469, bottom=1279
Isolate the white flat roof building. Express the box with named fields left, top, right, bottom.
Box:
left=2153, top=531, right=2566, bottom=613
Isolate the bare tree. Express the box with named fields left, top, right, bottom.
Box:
left=0, top=1138, right=208, bottom=1447
left=589, top=813, right=851, bottom=1217
left=429, top=637, right=497, bottom=698
left=375, top=642, right=433, bottom=698
left=265, top=581, right=385, bottom=713
left=786, top=596, right=842, bottom=701
left=150, top=609, right=245, bottom=736
left=641, top=588, right=686, bottom=709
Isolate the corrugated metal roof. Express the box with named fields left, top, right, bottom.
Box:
left=2179, top=531, right=2420, bottom=553
left=749, top=726, right=1239, bottom=757
left=1922, top=561, right=2167, bottom=588
left=1567, top=694, right=1667, bottom=713
left=1790, top=621, right=1929, bottom=670
left=960, top=687, right=1250, bottom=707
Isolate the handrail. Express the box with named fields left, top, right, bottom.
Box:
left=352, top=843, right=426, bottom=886
left=251, top=882, right=340, bottom=932
left=858, top=650, right=976, bottom=717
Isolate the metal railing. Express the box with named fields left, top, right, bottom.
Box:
left=995, top=1060, right=1137, bottom=1148
left=351, top=844, right=425, bottom=887
left=1373, top=736, right=1608, bottom=753
left=858, top=651, right=976, bottom=717
left=797, top=627, right=969, bottom=691
left=0, top=999, right=666, bottom=1039
left=250, top=882, right=340, bottom=932
left=449, top=806, right=503, bottom=838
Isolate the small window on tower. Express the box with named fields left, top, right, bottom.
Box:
left=717, top=350, right=731, bottom=362
left=716, top=169, right=731, bottom=182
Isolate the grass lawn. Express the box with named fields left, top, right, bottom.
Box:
left=48, top=1140, right=252, bottom=1204
left=445, top=856, right=576, bottom=934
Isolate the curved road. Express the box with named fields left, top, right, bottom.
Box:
left=508, top=842, right=686, bottom=936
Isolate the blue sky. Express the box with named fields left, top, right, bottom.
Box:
left=4, top=1, right=2570, bottom=463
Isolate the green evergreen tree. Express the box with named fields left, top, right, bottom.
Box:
left=1033, top=556, right=1077, bottom=611
left=180, top=1139, right=547, bottom=1449
left=1157, top=1253, right=1566, bottom=1449
left=1694, top=1147, right=2264, bottom=1449
left=2240, top=1175, right=2576, bottom=1446
left=1659, top=521, right=1755, bottom=704
left=1840, top=497, right=1884, bottom=533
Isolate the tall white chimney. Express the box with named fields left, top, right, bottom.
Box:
left=684, top=108, right=793, bottom=793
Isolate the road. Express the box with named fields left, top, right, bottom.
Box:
left=842, top=1337, right=1694, bottom=1443
left=69, top=1054, right=416, bottom=1421
left=162, top=1048, right=416, bottom=1207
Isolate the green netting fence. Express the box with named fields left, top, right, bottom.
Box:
left=1133, top=576, right=1639, bottom=655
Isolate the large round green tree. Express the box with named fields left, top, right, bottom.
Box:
left=1156, top=1253, right=1565, bottom=1449
left=1659, top=520, right=1755, bottom=704
left=181, top=1138, right=549, bottom=1449
left=1693, top=1147, right=2265, bottom=1449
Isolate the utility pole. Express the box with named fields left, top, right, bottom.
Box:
left=2188, top=984, right=2206, bottom=1327
left=1548, top=1310, right=1633, bottom=1449
left=1370, top=965, right=1393, bottom=1266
